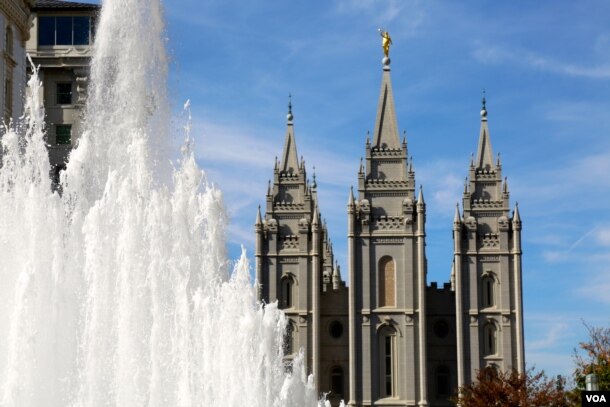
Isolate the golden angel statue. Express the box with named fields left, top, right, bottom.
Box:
left=378, top=29, right=392, bottom=58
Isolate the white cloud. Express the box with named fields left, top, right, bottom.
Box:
left=596, top=227, right=610, bottom=247
left=472, top=44, right=610, bottom=79
left=528, top=322, right=569, bottom=351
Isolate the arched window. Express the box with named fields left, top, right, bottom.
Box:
left=436, top=365, right=450, bottom=397
left=379, top=326, right=396, bottom=397
left=330, top=366, right=344, bottom=397
left=379, top=256, right=395, bottom=307
left=281, top=276, right=293, bottom=309
left=283, top=321, right=295, bottom=356
left=482, top=274, right=495, bottom=308
left=484, top=322, right=497, bottom=356
left=5, top=26, right=13, bottom=55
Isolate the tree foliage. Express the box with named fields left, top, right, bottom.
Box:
left=568, top=322, right=610, bottom=404
left=573, top=322, right=610, bottom=390
left=454, top=366, right=569, bottom=407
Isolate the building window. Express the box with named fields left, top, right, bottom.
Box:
left=379, top=256, right=395, bottom=307
left=281, top=276, right=293, bottom=309
left=329, top=321, right=343, bottom=339
left=283, top=321, right=294, bottom=356
left=482, top=274, right=495, bottom=308
left=4, top=76, right=12, bottom=120
left=379, top=326, right=396, bottom=397
left=436, top=365, right=451, bottom=397
left=484, top=322, right=497, bottom=356
left=38, top=16, right=93, bottom=46
left=56, top=124, right=72, bottom=145
left=5, top=26, right=13, bottom=55
left=331, top=366, right=344, bottom=397
left=56, top=83, right=73, bottom=105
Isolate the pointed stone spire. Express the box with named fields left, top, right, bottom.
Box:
left=476, top=92, right=494, bottom=170
left=454, top=203, right=461, bottom=224
left=513, top=202, right=521, bottom=223
left=372, top=61, right=400, bottom=149
left=267, top=180, right=271, bottom=196
left=417, top=185, right=425, bottom=206
left=348, top=186, right=355, bottom=206
left=332, top=262, right=341, bottom=291
left=359, top=158, right=364, bottom=174
left=255, top=205, right=262, bottom=226
left=312, top=205, right=320, bottom=226
left=280, top=95, right=300, bottom=174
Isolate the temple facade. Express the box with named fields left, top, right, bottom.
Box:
left=255, top=57, right=525, bottom=407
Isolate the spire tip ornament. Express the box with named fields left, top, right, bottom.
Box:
left=481, top=89, right=488, bottom=119
left=378, top=28, right=392, bottom=67
left=287, top=93, right=294, bottom=123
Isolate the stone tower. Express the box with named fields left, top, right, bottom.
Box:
left=452, top=97, right=525, bottom=389
left=347, top=58, right=429, bottom=406
left=255, top=101, right=349, bottom=404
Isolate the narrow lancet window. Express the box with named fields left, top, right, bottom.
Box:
left=379, top=326, right=396, bottom=397
left=379, top=256, right=395, bottom=307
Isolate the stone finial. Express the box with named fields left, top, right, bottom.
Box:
left=348, top=186, right=355, bottom=206
left=481, top=90, right=487, bottom=119
left=255, top=205, right=262, bottom=226
left=312, top=166, right=317, bottom=189
left=513, top=202, right=521, bottom=223
left=454, top=203, right=461, bottom=224
left=417, top=185, right=425, bottom=205
left=287, top=93, right=293, bottom=123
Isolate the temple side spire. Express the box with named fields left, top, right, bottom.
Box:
left=475, top=92, right=494, bottom=170
left=280, top=94, right=300, bottom=174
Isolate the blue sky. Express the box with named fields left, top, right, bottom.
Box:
left=157, top=0, right=610, bottom=381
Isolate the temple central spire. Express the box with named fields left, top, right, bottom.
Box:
left=372, top=57, right=400, bottom=149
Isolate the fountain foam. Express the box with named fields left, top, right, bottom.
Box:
left=0, top=0, right=325, bottom=406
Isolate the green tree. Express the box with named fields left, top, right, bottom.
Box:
left=569, top=322, right=610, bottom=404
left=454, top=366, right=569, bottom=407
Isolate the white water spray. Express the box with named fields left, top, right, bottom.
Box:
left=0, top=0, right=324, bottom=406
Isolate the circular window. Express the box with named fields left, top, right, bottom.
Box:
left=330, top=321, right=343, bottom=339
left=434, top=319, right=449, bottom=339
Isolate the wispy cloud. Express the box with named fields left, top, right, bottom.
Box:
left=528, top=322, right=569, bottom=351
left=472, top=44, right=610, bottom=80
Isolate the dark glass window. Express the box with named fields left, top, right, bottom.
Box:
left=385, top=335, right=393, bottom=396
left=38, top=17, right=55, bottom=46
left=73, top=17, right=90, bottom=45
left=38, top=16, right=92, bottom=46
left=56, top=125, right=72, bottom=145
left=56, top=83, right=72, bottom=105
left=56, top=17, right=72, bottom=45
